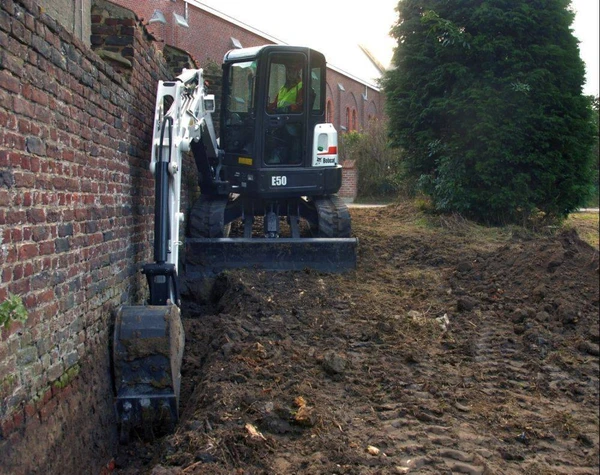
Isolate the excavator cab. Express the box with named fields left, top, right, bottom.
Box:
left=217, top=46, right=341, bottom=198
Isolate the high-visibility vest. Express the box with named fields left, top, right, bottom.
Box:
left=277, top=81, right=303, bottom=108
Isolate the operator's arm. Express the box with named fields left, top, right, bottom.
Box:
left=267, top=94, right=279, bottom=113
left=289, top=86, right=304, bottom=112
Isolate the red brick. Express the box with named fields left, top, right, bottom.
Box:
left=8, top=278, right=30, bottom=294
left=23, top=262, right=34, bottom=277
left=22, top=84, right=49, bottom=106
left=12, top=264, right=23, bottom=280
left=13, top=95, right=35, bottom=118
left=13, top=172, right=35, bottom=188
left=38, top=241, right=54, bottom=255
left=38, top=397, right=58, bottom=422
left=6, top=210, right=26, bottom=225
left=18, top=243, right=38, bottom=260
left=36, top=288, right=54, bottom=305
left=0, top=69, right=20, bottom=94
left=2, top=131, right=25, bottom=150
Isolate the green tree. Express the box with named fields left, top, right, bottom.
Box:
left=384, top=0, right=595, bottom=223
left=588, top=96, right=599, bottom=206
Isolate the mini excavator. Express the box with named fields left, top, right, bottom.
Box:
left=113, top=45, right=357, bottom=441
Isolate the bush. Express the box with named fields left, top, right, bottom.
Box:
left=338, top=119, right=405, bottom=200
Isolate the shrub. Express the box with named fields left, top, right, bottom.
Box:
left=339, top=119, right=405, bottom=200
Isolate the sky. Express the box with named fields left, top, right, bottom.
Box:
left=194, top=0, right=598, bottom=96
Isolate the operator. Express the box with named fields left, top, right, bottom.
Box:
left=268, top=61, right=304, bottom=113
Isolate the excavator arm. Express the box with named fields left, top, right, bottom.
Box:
left=113, top=69, right=217, bottom=443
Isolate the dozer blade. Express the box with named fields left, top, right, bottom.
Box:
left=185, top=237, right=358, bottom=277
left=113, top=304, right=184, bottom=442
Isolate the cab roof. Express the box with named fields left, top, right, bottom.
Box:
left=223, top=45, right=320, bottom=63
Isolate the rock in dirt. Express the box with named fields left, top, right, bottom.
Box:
left=532, top=284, right=547, bottom=301
left=578, top=341, right=600, bottom=356
left=456, top=261, right=474, bottom=273
left=293, top=404, right=318, bottom=427
left=557, top=299, right=579, bottom=325
left=456, top=296, right=477, bottom=312
left=321, top=351, right=347, bottom=374
left=150, top=466, right=182, bottom=475
left=367, top=445, right=380, bottom=455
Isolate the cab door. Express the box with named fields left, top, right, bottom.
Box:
left=263, top=52, right=307, bottom=167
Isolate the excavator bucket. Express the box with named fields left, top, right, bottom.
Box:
left=113, top=304, right=185, bottom=442
left=185, top=237, right=358, bottom=277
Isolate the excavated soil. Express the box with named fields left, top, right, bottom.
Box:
left=113, top=204, right=599, bottom=475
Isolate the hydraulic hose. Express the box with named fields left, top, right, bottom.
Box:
left=154, top=116, right=173, bottom=264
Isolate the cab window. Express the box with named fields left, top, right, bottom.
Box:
left=266, top=53, right=305, bottom=114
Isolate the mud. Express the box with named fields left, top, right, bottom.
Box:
left=112, top=204, right=599, bottom=475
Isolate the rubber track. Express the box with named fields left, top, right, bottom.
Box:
left=314, top=195, right=351, bottom=238
left=188, top=195, right=230, bottom=238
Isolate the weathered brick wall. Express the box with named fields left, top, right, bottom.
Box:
left=0, top=1, right=171, bottom=472
left=37, top=0, right=92, bottom=47
left=115, top=0, right=278, bottom=65
left=90, top=0, right=137, bottom=77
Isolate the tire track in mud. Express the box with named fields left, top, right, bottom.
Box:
left=439, top=234, right=600, bottom=474
left=347, top=231, right=599, bottom=474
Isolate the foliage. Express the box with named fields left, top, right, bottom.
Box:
left=0, top=293, right=28, bottom=328
left=383, top=0, right=596, bottom=224
left=338, top=119, right=405, bottom=199
left=587, top=96, right=599, bottom=206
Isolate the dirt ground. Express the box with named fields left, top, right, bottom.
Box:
left=113, top=204, right=599, bottom=475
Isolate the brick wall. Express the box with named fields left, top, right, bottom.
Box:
left=114, top=0, right=278, bottom=65
left=339, top=160, right=358, bottom=203
left=0, top=1, right=171, bottom=472
left=37, top=0, right=92, bottom=47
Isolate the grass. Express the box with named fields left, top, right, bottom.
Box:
left=352, top=196, right=396, bottom=205
left=565, top=212, right=599, bottom=249
left=351, top=200, right=598, bottom=250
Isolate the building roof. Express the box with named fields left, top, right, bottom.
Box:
left=186, top=0, right=385, bottom=91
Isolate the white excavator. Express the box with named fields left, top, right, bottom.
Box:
left=112, top=45, right=357, bottom=441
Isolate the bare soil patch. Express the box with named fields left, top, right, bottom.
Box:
left=113, top=204, right=599, bottom=475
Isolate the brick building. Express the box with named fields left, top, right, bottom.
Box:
left=110, top=0, right=387, bottom=201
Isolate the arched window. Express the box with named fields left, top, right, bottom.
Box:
left=345, top=107, right=350, bottom=131
left=351, top=109, right=357, bottom=131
